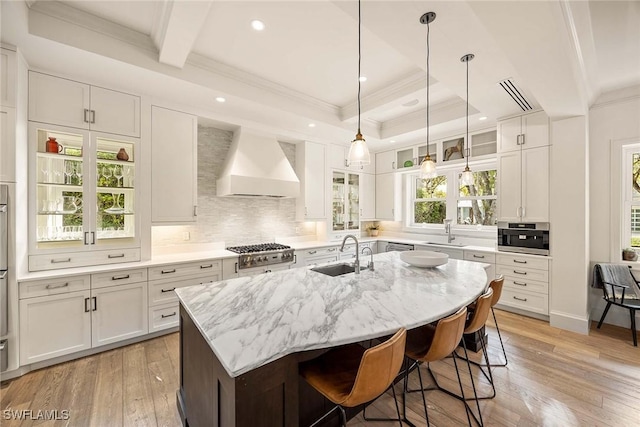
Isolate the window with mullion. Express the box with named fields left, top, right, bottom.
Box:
left=413, top=175, right=447, bottom=225
left=457, top=169, right=497, bottom=226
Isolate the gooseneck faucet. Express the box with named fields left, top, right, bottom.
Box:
left=444, top=219, right=456, bottom=244
left=361, top=246, right=374, bottom=271
left=340, top=234, right=360, bottom=274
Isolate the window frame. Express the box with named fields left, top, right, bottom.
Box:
left=621, top=143, right=640, bottom=252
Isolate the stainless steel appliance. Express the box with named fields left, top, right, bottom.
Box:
left=385, top=242, right=415, bottom=252
left=1, top=184, right=8, bottom=337
left=226, top=243, right=295, bottom=270
left=497, top=222, right=549, bottom=256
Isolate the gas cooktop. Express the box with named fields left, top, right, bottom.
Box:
left=226, top=243, right=292, bottom=254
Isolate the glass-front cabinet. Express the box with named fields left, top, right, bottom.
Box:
left=29, top=123, right=139, bottom=268
left=332, top=171, right=360, bottom=232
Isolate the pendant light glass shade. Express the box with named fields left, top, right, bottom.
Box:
left=460, top=53, right=475, bottom=186
left=419, top=12, right=436, bottom=180
left=348, top=0, right=371, bottom=166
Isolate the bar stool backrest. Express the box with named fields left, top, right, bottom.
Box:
left=489, top=276, right=505, bottom=307
left=342, top=328, right=407, bottom=407
left=423, top=306, right=468, bottom=363
left=465, top=288, right=494, bottom=335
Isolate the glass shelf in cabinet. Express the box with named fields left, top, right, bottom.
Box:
left=36, top=152, right=83, bottom=161
left=37, top=182, right=83, bottom=190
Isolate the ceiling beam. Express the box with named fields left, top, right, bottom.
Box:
left=150, top=0, right=213, bottom=69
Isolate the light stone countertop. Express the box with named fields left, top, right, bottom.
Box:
left=175, top=251, right=490, bottom=378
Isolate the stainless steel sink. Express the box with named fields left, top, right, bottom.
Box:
left=311, top=263, right=356, bottom=277
left=424, top=241, right=466, bottom=248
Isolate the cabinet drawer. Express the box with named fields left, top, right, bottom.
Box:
left=496, top=265, right=549, bottom=282
left=149, top=274, right=220, bottom=306
left=464, top=251, right=496, bottom=264
left=496, top=254, right=548, bottom=271
left=302, top=247, right=339, bottom=257
left=503, top=277, right=548, bottom=295
left=304, top=255, right=338, bottom=267
left=19, top=275, right=90, bottom=299
left=148, top=260, right=222, bottom=281
left=149, top=303, right=179, bottom=333
left=498, top=288, right=548, bottom=315
left=29, top=248, right=141, bottom=272
left=92, top=268, right=148, bottom=289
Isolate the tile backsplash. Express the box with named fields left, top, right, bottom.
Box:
left=152, top=126, right=315, bottom=247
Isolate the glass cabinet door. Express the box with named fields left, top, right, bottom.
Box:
left=332, top=172, right=360, bottom=232
left=347, top=173, right=359, bottom=230
left=332, top=171, right=345, bottom=231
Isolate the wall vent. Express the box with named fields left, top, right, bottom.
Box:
left=498, top=78, right=533, bottom=111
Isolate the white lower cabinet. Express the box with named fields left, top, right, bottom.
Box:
left=495, top=253, right=549, bottom=315
left=91, top=281, right=147, bottom=347
left=299, top=246, right=339, bottom=267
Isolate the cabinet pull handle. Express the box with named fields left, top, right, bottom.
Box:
left=522, top=207, right=526, bottom=218
left=91, top=231, right=96, bottom=245
left=308, top=250, right=317, bottom=255
left=90, top=110, right=96, bottom=124
left=328, top=248, right=336, bottom=252
left=84, top=297, right=91, bottom=312
left=513, top=259, right=527, bottom=264
left=46, top=282, right=69, bottom=290
left=513, top=296, right=527, bottom=302
left=108, top=254, right=125, bottom=259
left=91, top=296, right=97, bottom=311
left=161, top=312, right=177, bottom=319
left=161, top=288, right=176, bottom=293
left=344, top=159, right=349, bottom=167
left=521, top=134, right=525, bottom=145
left=84, top=109, right=90, bottom=123
left=392, top=161, right=396, bottom=169
left=84, top=231, right=90, bottom=245
left=193, top=205, right=198, bottom=217
left=293, top=254, right=297, bottom=264
left=473, top=254, right=485, bottom=259
left=265, top=270, right=271, bottom=273
left=161, top=269, right=176, bottom=274
left=111, top=274, right=130, bottom=281
left=50, top=258, right=71, bottom=264
left=513, top=270, right=527, bottom=275
left=200, top=264, right=213, bottom=269
left=513, top=281, right=527, bottom=286
left=234, top=262, right=238, bottom=273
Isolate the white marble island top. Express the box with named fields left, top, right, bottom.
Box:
left=175, top=251, right=489, bottom=378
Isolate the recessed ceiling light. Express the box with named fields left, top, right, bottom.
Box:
left=359, top=76, right=367, bottom=82
left=308, top=123, right=316, bottom=128
left=390, top=140, right=396, bottom=143
left=215, top=97, right=226, bottom=103
left=251, top=20, right=265, bottom=31
left=402, top=99, right=419, bottom=107
left=478, top=116, right=487, bottom=121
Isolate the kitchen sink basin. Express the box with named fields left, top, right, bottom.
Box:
left=311, top=263, right=356, bottom=277
left=424, top=241, right=466, bottom=248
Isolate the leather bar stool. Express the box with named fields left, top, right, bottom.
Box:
left=299, top=328, right=407, bottom=427
left=403, top=306, right=472, bottom=427
left=479, top=276, right=508, bottom=367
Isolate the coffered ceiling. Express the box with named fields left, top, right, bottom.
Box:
left=2, top=1, right=639, bottom=151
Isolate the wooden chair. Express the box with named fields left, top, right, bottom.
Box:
left=299, top=328, right=407, bottom=427
left=594, top=264, right=640, bottom=346
left=403, top=306, right=473, bottom=427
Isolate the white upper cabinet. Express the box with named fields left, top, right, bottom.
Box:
left=0, top=107, right=16, bottom=182
left=520, top=146, right=550, bottom=222
left=296, top=141, right=326, bottom=221
left=330, top=143, right=375, bottom=174
left=497, top=111, right=549, bottom=153
left=376, top=150, right=395, bottom=174
left=1, top=47, right=17, bottom=108
left=151, top=106, right=198, bottom=223
left=375, top=173, right=401, bottom=221
left=28, top=71, right=140, bottom=138
left=361, top=173, right=376, bottom=220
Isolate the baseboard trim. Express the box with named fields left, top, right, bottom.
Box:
left=549, top=310, right=590, bottom=334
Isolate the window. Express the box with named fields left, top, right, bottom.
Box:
left=410, top=166, right=497, bottom=228
left=623, top=145, right=640, bottom=248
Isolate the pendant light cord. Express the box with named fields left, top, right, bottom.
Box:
left=426, top=20, right=430, bottom=157
left=465, top=55, right=469, bottom=167
left=357, top=0, right=362, bottom=133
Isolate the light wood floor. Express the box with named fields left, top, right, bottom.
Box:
left=1, top=310, right=639, bottom=426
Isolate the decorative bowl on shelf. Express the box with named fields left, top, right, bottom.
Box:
left=400, top=250, right=449, bottom=268
left=403, top=160, right=414, bottom=167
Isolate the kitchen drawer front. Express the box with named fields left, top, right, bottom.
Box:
left=304, top=255, right=338, bottom=267
left=496, top=254, right=548, bottom=271
left=29, top=248, right=141, bottom=272
left=149, top=274, right=221, bottom=306
left=301, top=247, right=339, bottom=258
left=19, top=275, right=90, bottom=299
left=92, top=268, right=148, bottom=289
left=149, top=303, right=180, bottom=332
left=503, top=277, right=548, bottom=295
left=497, top=265, right=549, bottom=282
left=148, top=260, right=222, bottom=281
left=464, top=251, right=496, bottom=264
left=498, top=288, right=548, bottom=315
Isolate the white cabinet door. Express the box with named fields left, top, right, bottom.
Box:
left=19, top=290, right=92, bottom=365
left=0, top=107, right=15, bottom=182
left=296, top=141, right=326, bottom=220
left=91, top=282, right=148, bottom=347
left=90, top=86, right=140, bottom=137
left=1, top=48, right=16, bottom=107
left=521, top=146, right=549, bottom=222
left=497, top=151, right=522, bottom=222
left=361, top=173, right=376, bottom=219
left=29, top=72, right=90, bottom=130
left=497, top=116, right=521, bottom=153
left=375, top=173, right=399, bottom=220
left=329, top=144, right=347, bottom=170
left=521, top=111, right=549, bottom=149
left=375, top=150, right=395, bottom=174
left=151, top=106, right=198, bottom=223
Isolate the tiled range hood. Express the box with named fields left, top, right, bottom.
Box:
left=217, top=128, right=300, bottom=198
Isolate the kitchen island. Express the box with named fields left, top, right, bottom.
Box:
left=175, top=251, right=489, bottom=427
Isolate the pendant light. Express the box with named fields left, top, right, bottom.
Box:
left=460, top=53, right=475, bottom=187
left=347, top=0, right=371, bottom=166
left=419, top=12, right=437, bottom=179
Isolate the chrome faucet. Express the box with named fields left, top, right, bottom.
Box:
left=361, top=247, right=374, bottom=271
left=340, top=234, right=360, bottom=274
left=444, top=219, right=456, bottom=244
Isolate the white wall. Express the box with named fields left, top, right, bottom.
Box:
left=589, top=86, right=640, bottom=328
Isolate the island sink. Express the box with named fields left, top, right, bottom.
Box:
left=311, top=263, right=356, bottom=277
left=425, top=241, right=466, bottom=247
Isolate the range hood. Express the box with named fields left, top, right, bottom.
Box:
left=217, top=128, right=300, bottom=198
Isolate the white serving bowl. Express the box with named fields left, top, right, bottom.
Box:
left=400, top=250, right=449, bottom=268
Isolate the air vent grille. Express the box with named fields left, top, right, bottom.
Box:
left=498, top=78, right=533, bottom=111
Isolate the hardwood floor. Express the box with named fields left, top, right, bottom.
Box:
left=1, top=311, right=639, bottom=426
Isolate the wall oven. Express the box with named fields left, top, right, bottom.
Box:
left=497, top=222, right=549, bottom=256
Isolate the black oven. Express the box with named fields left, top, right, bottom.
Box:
left=497, top=222, right=549, bottom=256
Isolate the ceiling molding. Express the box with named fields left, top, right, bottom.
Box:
left=339, top=71, right=428, bottom=121
left=150, top=0, right=172, bottom=55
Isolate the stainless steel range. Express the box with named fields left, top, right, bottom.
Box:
left=226, top=243, right=295, bottom=270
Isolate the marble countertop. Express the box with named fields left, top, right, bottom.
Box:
left=176, top=251, right=490, bottom=378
